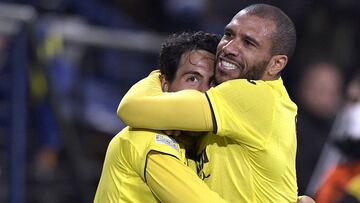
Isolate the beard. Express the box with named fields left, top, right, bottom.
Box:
left=241, top=59, right=269, bottom=80
left=214, top=55, right=270, bottom=84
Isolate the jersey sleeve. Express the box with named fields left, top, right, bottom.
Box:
left=146, top=152, right=228, bottom=203
left=117, top=70, right=213, bottom=131
left=206, top=79, right=275, bottom=150
left=135, top=132, right=187, bottom=180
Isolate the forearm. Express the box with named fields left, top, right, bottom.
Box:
left=146, top=152, right=228, bottom=203
left=117, top=71, right=213, bottom=131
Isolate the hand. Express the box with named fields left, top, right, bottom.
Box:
left=297, top=196, right=315, bottom=203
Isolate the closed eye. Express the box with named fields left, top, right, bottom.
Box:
left=243, top=36, right=259, bottom=48
left=244, top=39, right=255, bottom=47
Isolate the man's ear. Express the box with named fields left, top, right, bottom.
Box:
left=267, top=55, right=288, bottom=77
left=160, top=74, right=169, bottom=92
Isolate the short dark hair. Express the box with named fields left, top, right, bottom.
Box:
left=159, top=31, right=221, bottom=81
left=243, top=4, right=297, bottom=59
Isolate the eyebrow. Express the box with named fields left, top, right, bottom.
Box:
left=181, top=71, right=203, bottom=78
left=225, top=25, right=260, bottom=48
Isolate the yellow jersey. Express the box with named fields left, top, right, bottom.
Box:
left=198, top=78, right=298, bottom=202
left=94, top=126, right=227, bottom=203
left=94, top=127, right=186, bottom=203
left=118, top=71, right=298, bottom=202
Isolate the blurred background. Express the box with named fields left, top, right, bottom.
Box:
left=0, top=0, right=360, bottom=202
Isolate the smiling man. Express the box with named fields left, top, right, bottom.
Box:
left=94, top=31, right=227, bottom=203
left=215, top=11, right=281, bottom=83
left=118, top=4, right=299, bottom=202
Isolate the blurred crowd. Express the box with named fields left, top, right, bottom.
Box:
left=0, top=0, right=360, bottom=202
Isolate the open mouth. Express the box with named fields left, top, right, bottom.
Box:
left=221, top=60, right=237, bottom=70
left=218, top=58, right=240, bottom=71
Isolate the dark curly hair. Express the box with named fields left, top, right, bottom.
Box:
left=159, top=31, right=221, bottom=82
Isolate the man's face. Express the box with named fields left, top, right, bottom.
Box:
left=161, top=49, right=215, bottom=146
left=215, top=13, right=275, bottom=83
left=166, top=49, right=215, bottom=92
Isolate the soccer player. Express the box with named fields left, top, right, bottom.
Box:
left=118, top=4, right=299, bottom=202
left=94, top=31, right=227, bottom=203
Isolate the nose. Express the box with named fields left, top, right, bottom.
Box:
left=222, top=39, right=239, bottom=56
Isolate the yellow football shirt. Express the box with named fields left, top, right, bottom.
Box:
left=197, top=78, right=298, bottom=202
left=94, top=126, right=227, bottom=203
left=94, top=127, right=186, bottom=203
left=117, top=71, right=298, bottom=202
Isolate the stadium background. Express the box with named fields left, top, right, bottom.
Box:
left=0, top=0, right=359, bottom=202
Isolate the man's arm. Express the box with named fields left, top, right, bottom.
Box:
left=146, top=152, right=228, bottom=203
left=118, top=71, right=214, bottom=131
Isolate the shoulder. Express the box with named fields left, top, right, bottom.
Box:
left=208, top=79, right=275, bottom=101
left=120, top=127, right=183, bottom=159
left=207, top=79, right=276, bottom=113
left=215, top=78, right=273, bottom=90
left=119, top=127, right=162, bottom=150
